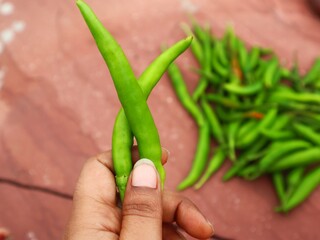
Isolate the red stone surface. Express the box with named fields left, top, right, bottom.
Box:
left=0, top=0, right=320, bottom=239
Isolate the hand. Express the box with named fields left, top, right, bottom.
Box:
left=64, top=147, right=214, bottom=240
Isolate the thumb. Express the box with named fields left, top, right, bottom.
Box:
left=120, top=159, right=162, bottom=240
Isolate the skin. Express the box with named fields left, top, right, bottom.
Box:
left=63, top=147, right=214, bottom=240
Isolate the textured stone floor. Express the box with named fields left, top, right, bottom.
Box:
left=0, top=0, right=320, bottom=239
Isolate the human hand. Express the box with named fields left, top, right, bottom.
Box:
left=64, top=147, right=214, bottom=240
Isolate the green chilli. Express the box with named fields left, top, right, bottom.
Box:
left=200, top=98, right=225, bottom=144
left=292, top=122, right=320, bottom=146
left=263, top=57, right=279, bottom=88
left=77, top=0, right=166, bottom=196
left=273, top=172, right=287, bottom=207
left=260, top=129, right=295, bottom=140
left=236, top=119, right=258, bottom=140
left=223, top=137, right=268, bottom=181
left=269, top=148, right=320, bottom=172
left=205, top=94, right=254, bottom=110
left=281, top=166, right=320, bottom=212
left=248, top=47, right=260, bottom=70
left=286, top=167, right=305, bottom=199
left=258, top=140, right=312, bottom=173
left=112, top=37, right=192, bottom=200
left=181, top=23, right=203, bottom=64
left=303, top=58, right=320, bottom=85
left=212, top=41, right=230, bottom=78
left=194, top=147, right=226, bottom=189
left=223, top=81, right=263, bottom=96
left=215, top=40, right=229, bottom=66
left=167, top=62, right=210, bottom=190
left=236, top=108, right=278, bottom=149
left=270, top=91, right=320, bottom=104
left=193, top=26, right=212, bottom=101
left=238, top=40, right=249, bottom=72
left=227, top=120, right=241, bottom=161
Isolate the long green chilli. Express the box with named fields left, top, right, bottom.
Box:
left=200, top=98, right=225, bottom=144
left=292, top=123, right=320, bottom=146
left=272, top=172, right=287, bottom=207
left=167, top=62, right=210, bottom=190
left=112, top=38, right=192, bottom=200
left=192, top=25, right=212, bottom=101
left=281, top=166, right=320, bottom=212
left=194, top=147, right=226, bottom=189
left=269, top=148, right=320, bottom=172
left=258, top=140, right=312, bottom=173
left=77, top=0, right=167, bottom=193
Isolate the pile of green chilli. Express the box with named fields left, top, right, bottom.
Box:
left=76, top=0, right=193, bottom=201
left=167, top=22, right=320, bottom=213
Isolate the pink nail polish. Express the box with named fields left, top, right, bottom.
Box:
left=132, top=159, right=157, bottom=188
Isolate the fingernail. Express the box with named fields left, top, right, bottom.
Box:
left=176, top=231, right=186, bottom=240
left=162, top=147, right=170, bottom=157
left=132, top=159, right=157, bottom=188
left=206, top=218, right=215, bottom=236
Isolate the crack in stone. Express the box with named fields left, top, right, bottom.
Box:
left=0, top=177, right=73, bottom=200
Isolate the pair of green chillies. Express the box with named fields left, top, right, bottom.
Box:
left=167, top=22, right=320, bottom=212
left=77, top=0, right=193, bottom=200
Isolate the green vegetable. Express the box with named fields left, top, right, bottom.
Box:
left=269, top=148, right=320, bottom=172
left=260, top=129, right=295, bottom=140
left=236, top=108, right=278, bottom=148
left=292, top=122, right=320, bottom=146
left=280, top=166, right=320, bottom=212
left=78, top=0, right=195, bottom=199
left=258, top=140, right=312, bottom=173
left=167, top=62, right=210, bottom=190
left=286, top=167, right=305, bottom=199
left=223, top=81, right=263, bottom=96
left=194, top=147, right=226, bottom=189
left=112, top=37, right=192, bottom=200
left=263, top=57, right=279, bottom=88
left=273, top=172, right=287, bottom=207
left=303, top=58, right=320, bottom=85
left=192, top=26, right=212, bottom=101
left=226, top=120, right=241, bottom=161
left=168, top=22, right=320, bottom=212
left=248, top=47, right=260, bottom=70
left=200, top=98, right=225, bottom=144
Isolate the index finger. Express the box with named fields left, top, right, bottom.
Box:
left=162, top=191, right=214, bottom=239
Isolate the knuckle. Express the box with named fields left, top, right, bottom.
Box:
left=122, top=201, right=161, bottom=219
